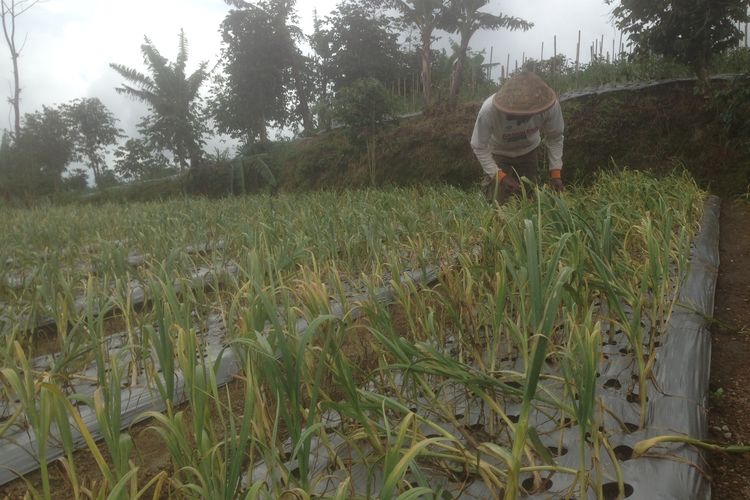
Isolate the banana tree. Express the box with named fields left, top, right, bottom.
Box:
left=110, top=30, right=208, bottom=172
left=389, top=0, right=451, bottom=106
left=445, top=0, right=531, bottom=101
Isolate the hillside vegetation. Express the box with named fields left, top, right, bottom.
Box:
left=202, top=77, right=750, bottom=198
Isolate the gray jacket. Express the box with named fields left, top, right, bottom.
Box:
left=470, top=95, right=564, bottom=176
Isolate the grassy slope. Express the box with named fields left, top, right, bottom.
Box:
left=273, top=79, right=750, bottom=197
left=74, top=78, right=750, bottom=204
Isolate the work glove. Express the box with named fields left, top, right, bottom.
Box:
left=498, top=170, right=520, bottom=192
left=549, top=169, right=564, bottom=192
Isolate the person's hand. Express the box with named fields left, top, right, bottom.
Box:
left=499, top=171, right=520, bottom=192
left=549, top=169, right=563, bottom=192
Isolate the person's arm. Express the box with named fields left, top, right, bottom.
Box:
left=470, top=107, right=500, bottom=177
left=542, top=101, right=564, bottom=190
left=542, top=100, right=564, bottom=173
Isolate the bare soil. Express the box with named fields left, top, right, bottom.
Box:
left=707, top=199, right=750, bottom=498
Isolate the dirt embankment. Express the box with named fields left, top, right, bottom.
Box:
left=274, top=79, right=750, bottom=197
left=708, top=200, right=750, bottom=498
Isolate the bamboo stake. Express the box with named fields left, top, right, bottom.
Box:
left=489, top=46, right=494, bottom=80
left=600, top=34, right=604, bottom=57
left=411, top=73, right=415, bottom=109
left=553, top=35, right=557, bottom=74
left=575, top=30, right=581, bottom=74
left=541, top=41, right=544, bottom=61
left=507, top=53, right=510, bottom=76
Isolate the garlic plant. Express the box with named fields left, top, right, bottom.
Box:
left=0, top=171, right=704, bottom=498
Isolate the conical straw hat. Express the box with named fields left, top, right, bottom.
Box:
left=493, top=72, right=557, bottom=115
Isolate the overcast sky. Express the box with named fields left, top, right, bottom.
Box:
left=0, top=0, right=617, bottom=150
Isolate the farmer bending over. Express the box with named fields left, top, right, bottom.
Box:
left=470, top=71, right=564, bottom=204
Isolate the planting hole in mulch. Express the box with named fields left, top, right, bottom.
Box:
left=623, top=422, right=639, bottom=433
left=508, top=415, right=519, bottom=423
left=613, top=445, right=634, bottom=461
left=547, top=446, right=568, bottom=457
left=602, top=481, right=634, bottom=499
left=626, top=393, right=644, bottom=404
left=521, top=476, right=553, bottom=494
left=604, top=379, right=622, bottom=390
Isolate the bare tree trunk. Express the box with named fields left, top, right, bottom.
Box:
left=91, top=156, right=101, bottom=186
left=293, top=68, right=313, bottom=135
left=693, top=59, right=711, bottom=95
left=290, top=52, right=313, bottom=135
left=420, top=28, right=433, bottom=106
left=450, top=36, right=471, bottom=102
left=0, top=0, right=38, bottom=138
left=187, top=141, right=202, bottom=171
left=366, top=135, right=376, bottom=186
left=259, top=115, right=269, bottom=145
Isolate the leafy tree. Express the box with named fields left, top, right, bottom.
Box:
left=212, top=3, right=295, bottom=144
left=310, top=9, right=334, bottom=100
left=62, top=97, right=123, bottom=187
left=12, top=105, right=75, bottom=194
left=333, top=78, right=394, bottom=185
left=445, top=0, right=531, bottom=101
left=221, top=0, right=314, bottom=136
left=282, top=4, right=316, bottom=135
left=607, top=0, right=750, bottom=83
left=110, top=30, right=208, bottom=171
left=317, top=1, right=404, bottom=91
left=384, top=0, right=451, bottom=106
left=114, top=138, right=173, bottom=182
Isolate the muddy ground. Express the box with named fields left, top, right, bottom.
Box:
left=708, top=199, right=750, bottom=498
